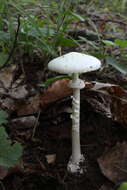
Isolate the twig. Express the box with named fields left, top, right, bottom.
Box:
left=32, top=109, right=41, bottom=139
left=93, top=18, right=127, bottom=26
left=114, top=164, right=127, bottom=173
left=0, top=15, right=21, bottom=70
left=36, top=157, right=46, bottom=170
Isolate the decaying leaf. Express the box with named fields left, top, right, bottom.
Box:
left=83, top=82, right=127, bottom=126
left=98, top=142, right=127, bottom=184
left=10, top=116, right=37, bottom=129
left=40, top=79, right=72, bottom=106
left=9, top=85, right=28, bottom=99
left=0, top=77, right=127, bottom=128
left=8, top=116, right=38, bottom=141
left=0, top=65, right=16, bottom=89
left=0, top=98, right=15, bottom=113
left=16, top=94, right=40, bottom=116
left=45, top=154, right=56, bottom=164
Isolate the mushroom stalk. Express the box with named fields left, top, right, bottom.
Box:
left=71, top=73, right=81, bottom=163
left=67, top=73, right=85, bottom=174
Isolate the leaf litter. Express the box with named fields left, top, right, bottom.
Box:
left=0, top=74, right=127, bottom=189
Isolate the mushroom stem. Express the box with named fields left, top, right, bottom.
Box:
left=71, top=73, right=81, bottom=163
left=67, top=73, right=85, bottom=174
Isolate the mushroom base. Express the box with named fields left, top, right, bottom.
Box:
left=67, top=154, right=86, bottom=176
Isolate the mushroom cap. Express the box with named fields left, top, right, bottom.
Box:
left=48, top=52, right=101, bottom=74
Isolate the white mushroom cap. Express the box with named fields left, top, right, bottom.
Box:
left=48, top=52, right=101, bottom=74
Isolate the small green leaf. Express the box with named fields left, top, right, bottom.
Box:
left=117, top=182, right=127, bottom=190
left=0, top=127, right=23, bottom=167
left=70, top=12, right=85, bottom=21
left=115, top=40, right=127, bottom=48
left=0, top=31, right=10, bottom=41
left=0, top=53, right=8, bottom=67
left=0, top=109, right=8, bottom=125
left=91, top=53, right=106, bottom=59
left=79, top=36, right=99, bottom=50
left=106, top=56, right=127, bottom=74
left=57, top=36, right=78, bottom=47
left=38, top=75, right=71, bottom=87
left=102, top=40, right=116, bottom=47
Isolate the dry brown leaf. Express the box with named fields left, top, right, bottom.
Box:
left=17, top=94, right=40, bottom=116
left=0, top=65, right=16, bottom=89
left=45, top=154, right=56, bottom=164
left=84, top=82, right=127, bottom=126
left=0, top=97, right=16, bottom=113
left=39, top=80, right=93, bottom=107
left=1, top=77, right=127, bottom=127
left=9, top=85, right=28, bottom=99
left=10, top=116, right=37, bottom=129
left=98, top=142, right=127, bottom=184
left=40, top=79, right=72, bottom=106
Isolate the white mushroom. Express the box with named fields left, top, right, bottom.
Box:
left=48, top=52, right=101, bottom=175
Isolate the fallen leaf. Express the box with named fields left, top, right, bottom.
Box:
left=40, top=79, right=72, bottom=106
left=10, top=116, right=37, bottom=129
left=0, top=65, right=16, bottom=89
left=98, top=142, right=127, bottom=184
left=9, top=85, right=28, bottom=99
left=17, top=94, right=40, bottom=116
left=84, top=82, right=127, bottom=126
left=1, top=78, right=127, bottom=128
left=45, top=154, right=56, bottom=164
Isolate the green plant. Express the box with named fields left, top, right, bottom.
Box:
left=117, top=182, right=127, bottom=190
left=38, top=74, right=71, bottom=87
left=0, top=109, right=22, bottom=167
left=92, top=0, right=127, bottom=12
left=0, top=0, right=127, bottom=77
left=0, top=109, right=8, bottom=125
left=0, top=0, right=84, bottom=67
left=102, top=39, right=127, bottom=74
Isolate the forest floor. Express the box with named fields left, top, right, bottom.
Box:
left=0, top=56, right=127, bottom=190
